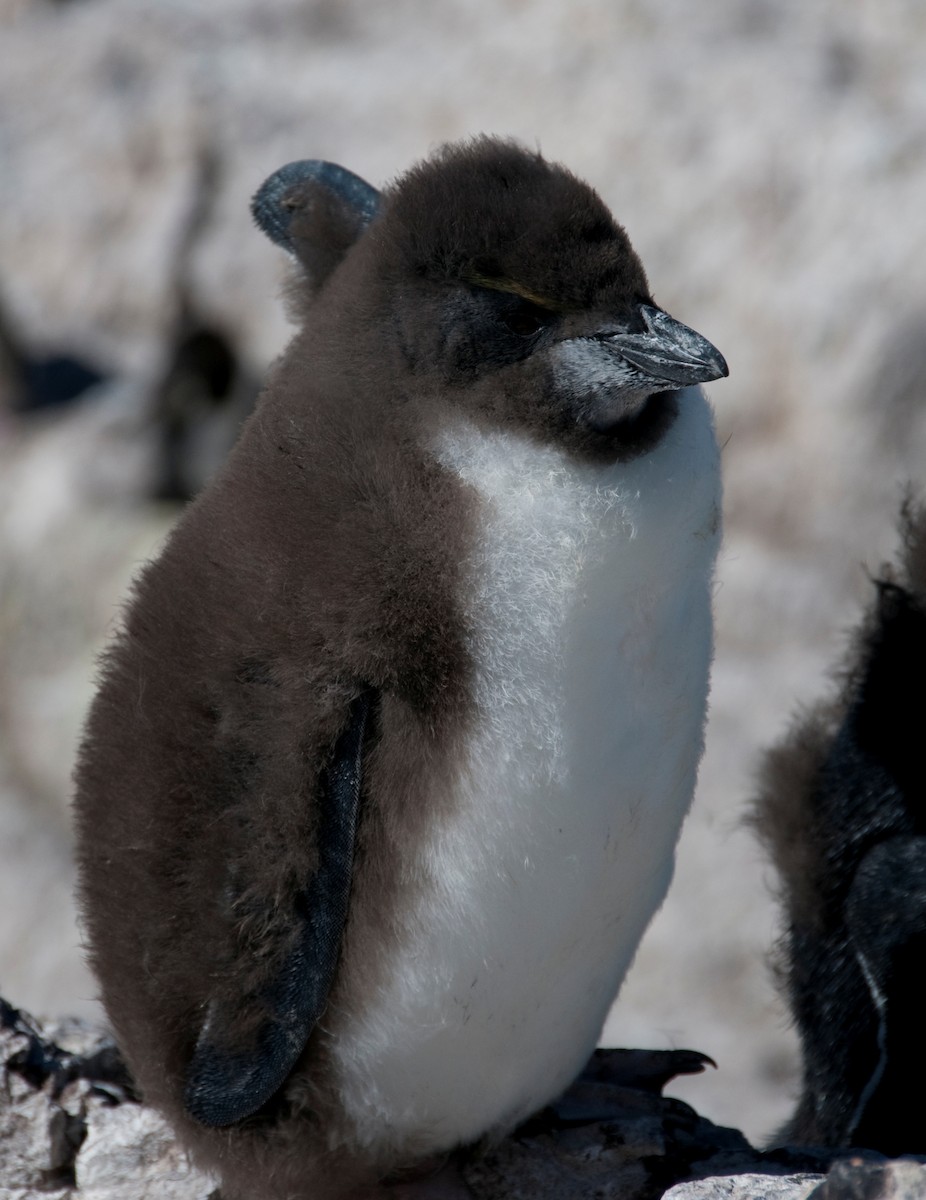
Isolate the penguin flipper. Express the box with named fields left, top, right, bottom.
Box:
left=183, top=688, right=374, bottom=1127
left=251, top=159, right=380, bottom=288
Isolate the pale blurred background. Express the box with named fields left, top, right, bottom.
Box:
left=2, top=0, right=926, bottom=1148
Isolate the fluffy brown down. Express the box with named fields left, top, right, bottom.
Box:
left=74, top=136, right=678, bottom=1198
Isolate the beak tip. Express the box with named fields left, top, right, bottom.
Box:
left=690, top=338, right=728, bottom=385
left=616, top=307, right=729, bottom=388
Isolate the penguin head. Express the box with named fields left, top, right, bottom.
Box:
left=253, top=138, right=727, bottom=461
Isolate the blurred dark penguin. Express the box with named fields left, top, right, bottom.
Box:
left=0, top=283, right=108, bottom=415
left=753, top=500, right=926, bottom=1155
left=151, top=143, right=258, bottom=502
left=0, top=143, right=254, bottom=504
left=75, top=137, right=727, bottom=1199
left=151, top=323, right=252, bottom=502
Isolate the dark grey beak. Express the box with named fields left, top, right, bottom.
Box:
left=608, top=305, right=728, bottom=387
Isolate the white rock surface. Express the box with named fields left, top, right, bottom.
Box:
left=2, top=1191, right=73, bottom=1200
left=664, top=1176, right=823, bottom=1200
left=0, top=1075, right=59, bottom=1188
left=76, top=1105, right=217, bottom=1200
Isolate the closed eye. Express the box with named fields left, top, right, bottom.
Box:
left=498, top=298, right=557, bottom=338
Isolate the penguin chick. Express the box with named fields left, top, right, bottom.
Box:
left=74, top=137, right=727, bottom=1199
left=752, top=499, right=926, bottom=1154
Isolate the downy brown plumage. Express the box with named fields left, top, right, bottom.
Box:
left=75, top=137, right=727, bottom=1198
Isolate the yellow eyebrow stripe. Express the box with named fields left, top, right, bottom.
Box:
left=462, top=272, right=569, bottom=313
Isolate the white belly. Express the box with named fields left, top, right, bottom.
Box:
left=330, top=389, right=721, bottom=1156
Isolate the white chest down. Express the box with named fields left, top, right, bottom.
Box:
left=330, top=388, right=722, bottom=1158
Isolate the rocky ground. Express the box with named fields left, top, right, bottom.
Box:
left=2, top=0, right=926, bottom=1153
left=8, top=1002, right=926, bottom=1200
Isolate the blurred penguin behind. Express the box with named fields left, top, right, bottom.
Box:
left=74, top=137, right=728, bottom=1198
left=753, top=499, right=926, bottom=1155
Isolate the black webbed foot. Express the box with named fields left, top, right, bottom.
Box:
left=523, top=1047, right=716, bottom=1131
